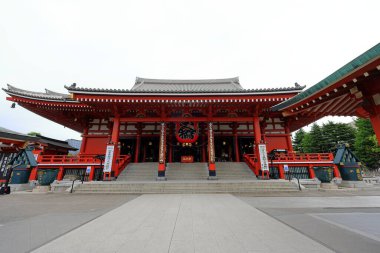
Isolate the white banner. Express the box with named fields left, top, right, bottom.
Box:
left=103, top=145, right=114, bottom=172
left=258, top=144, right=269, bottom=171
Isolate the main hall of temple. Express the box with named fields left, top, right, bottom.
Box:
left=2, top=43, right=380, bottom=185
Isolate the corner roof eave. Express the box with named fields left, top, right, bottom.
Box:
left=3, top=89, right=79, bottom=103
left=272, top=43, right=380, bottom=112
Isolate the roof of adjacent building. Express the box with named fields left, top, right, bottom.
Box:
left=0, top=127, right=77, bottom=150
left=2, top=84, right=74, bottom=102
left=64, top=77, right=305, bottom=94
left=0, top=127, right=40, bottom=142
left=272, top=43, right=380, bottom=111
left=36, top=135, right=78, bottom=150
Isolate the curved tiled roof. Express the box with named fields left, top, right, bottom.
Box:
left=65, top=77, right=305, bottom=94
left=132, top=77, right=243, bottom=91
left=3, top=84, right=74, bottom=102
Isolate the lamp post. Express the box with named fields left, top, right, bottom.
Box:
left=94, top=154, right=105, bottom=181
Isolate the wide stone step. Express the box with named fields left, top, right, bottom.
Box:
left=74, top=180, right=299, bottom=193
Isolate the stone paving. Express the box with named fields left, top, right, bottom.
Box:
left=33, top=194, right=333, bottom=253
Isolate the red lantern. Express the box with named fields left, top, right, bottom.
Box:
left=175, top=121, right=199, bottom=143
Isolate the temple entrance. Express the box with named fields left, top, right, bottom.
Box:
left=215, top=136, right=235, bottom=162
left=140, top=137, right=159, bottom=162
left=172, top=145, right=202, bottom=163
left=120, top=138, right=136, bottom=157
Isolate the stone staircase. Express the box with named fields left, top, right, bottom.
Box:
left=166, top=163, right=209, bottom=180
left=74, top=180, right=299, bottom=193
left=117, top=162, right=157, bottom=181
left=73, top=162, right=298, bottom=193
left=118, top=162, right=256, bottom=181
left=215, top=162, right=257, bottom=180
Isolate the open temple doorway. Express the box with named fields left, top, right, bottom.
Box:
left=120, top=138, right=136, bottom=157
left=215, top=136, right=235, bottom=162
left=140, top=137, right=159, bottom=162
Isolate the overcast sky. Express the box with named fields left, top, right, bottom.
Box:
left=1, top=0, right=379, bottom=140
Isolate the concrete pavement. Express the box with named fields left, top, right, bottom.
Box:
left=33, top=194, right=333, bottom=253
left=0, top=193, right=138, bottom=253
left=239, top=195, right=380, bottom=253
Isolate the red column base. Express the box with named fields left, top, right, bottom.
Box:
left=208, top=163, right=216, bottom=177
left=157, top=163, right=166, bottom=178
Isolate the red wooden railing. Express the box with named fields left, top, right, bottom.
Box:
left=270, top=152, right=334, bottom=162
left=39, top=154, right=99, bottom=164
left=243, top=152, right=336, bottom=179
left=243, top=154, right=257, bottom=175
left=37, top=154, right=132, bottom=179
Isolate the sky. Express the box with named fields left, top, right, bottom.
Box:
left=1, top=0, right=379, bottom=140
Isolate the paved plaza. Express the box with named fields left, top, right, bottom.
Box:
left=33, top=194, right=333, bottom=253
left=1, top=192, right=380, bottom=253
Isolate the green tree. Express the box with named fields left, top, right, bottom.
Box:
left=309, top=123, right=324, bottom=152
left=293, top=128, right=306, bottom=152
left=354, top=118, right=380, bottom=169
left=301, top=132, right=313, bottom=153
left=321, top=121, right=356, bottom=152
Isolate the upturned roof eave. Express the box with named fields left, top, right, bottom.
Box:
left=272, top=43, right=380, bottom=112
left=3, top=89, right=79, bottom=103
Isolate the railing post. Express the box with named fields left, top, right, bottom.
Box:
left=89, top=165, right=95, bottom=181
left=57, top=166, right=64, bottom=181
left=29, top=167, right=38, bottom=181
left=278, top=164, right=285, bottom=179
left=308, top=164, right=316, bottom=179
left=333, top=164, right=341, bottom=178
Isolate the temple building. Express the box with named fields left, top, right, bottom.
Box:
left=2, top=43, right=380, bottom=182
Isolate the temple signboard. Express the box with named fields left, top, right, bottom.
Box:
left=258, top=144, right=269, bottom=171
left=103, top=145, right=114, bottom=172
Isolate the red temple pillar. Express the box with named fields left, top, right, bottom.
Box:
left=109, top=115, right=120, bottom=177
left=168, top=124, right=173, bottom=163
left=370, top=113, right=380, bottom=145
left=79, top=127, right=88, bottom=154
left=253, top=115, right=262, bottom=175
left=202, top=127, right=207, bottom=162
left=233, top=126, right=240, bottom=162
left=285, top=123, right=294, bottom=152
left=208, top=122, right=217, bottom=178
left=157, top=122, right=167, bottom=179
left=134, top=126, right=141, bottom=163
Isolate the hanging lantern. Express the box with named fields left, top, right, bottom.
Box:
left=175, top=114, right=199, bottom=143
